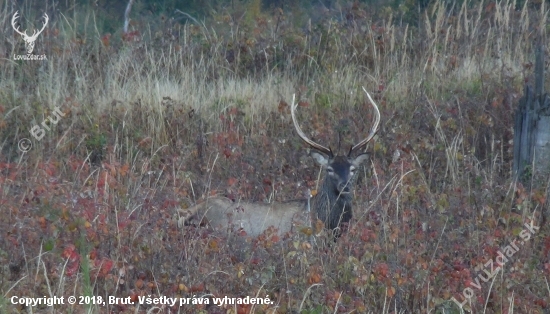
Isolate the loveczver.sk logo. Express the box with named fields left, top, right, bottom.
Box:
left=11, top=11, right=48, bottom=60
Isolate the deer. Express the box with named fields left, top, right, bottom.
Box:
left=11, top=11, right=49, bottom=54
left=177, top=87, right=380, bottom=238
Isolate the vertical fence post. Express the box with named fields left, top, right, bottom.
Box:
left=513, top=43, right=550, bottom=186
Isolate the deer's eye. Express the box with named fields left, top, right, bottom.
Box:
left=350, top=166, right=356, bottom=174
left=327, top=167, right=334, bottom=174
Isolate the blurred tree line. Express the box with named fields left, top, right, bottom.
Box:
left=17, top=0, right=546, bottom=34
left=82, top=0, right=541, bottom=17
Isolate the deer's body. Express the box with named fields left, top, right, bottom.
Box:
left=180, top=197, right=310, bottom=236
left=179, top=87, right=380, bottom=238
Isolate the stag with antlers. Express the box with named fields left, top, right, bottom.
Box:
left=178, top=87, right=380, bottom=238
left=11, top=11, right=49, bottom=54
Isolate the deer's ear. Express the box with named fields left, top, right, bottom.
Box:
left=351, top=153, right=369, bottom=167
left=310, top=151, right=329, bottom=167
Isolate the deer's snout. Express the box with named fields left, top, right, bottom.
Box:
left=337, top=181, right=351, bottom=194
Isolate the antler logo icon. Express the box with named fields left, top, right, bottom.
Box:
left=11, top=11, right=49, bottom=54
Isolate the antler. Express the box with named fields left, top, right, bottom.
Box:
left=35, top=13, right=49, bottom=37
left=11, top=11, right=26, bottom=37
left=11, top=11, right=49, bottom=40
left=291, top=94, right=333, bottom=156
left=28, top=13, right=49, bottom=40
left=348, top=87, right=381, bottom=156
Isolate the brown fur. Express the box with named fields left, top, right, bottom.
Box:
left=177, top=197, right=312, bottom=236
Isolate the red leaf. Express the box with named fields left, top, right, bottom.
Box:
left=63, top=245, right=81, bottom=277
left=101, top=33, right=111, bottom=47
left=189, top=283, right=204, bottom=292
left=223, top=148, right=232, bottom=158
left=98, top=258, right=114, bottom=277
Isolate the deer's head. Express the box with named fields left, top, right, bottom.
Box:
left=11, top=11, right=49, bottom=54
left=291, top=87, right=380, bottom=196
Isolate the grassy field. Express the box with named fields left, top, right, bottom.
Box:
left=1, top=0, right=550, bottom=313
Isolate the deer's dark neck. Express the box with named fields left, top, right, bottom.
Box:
left=312, top=178, right=353, bottom=231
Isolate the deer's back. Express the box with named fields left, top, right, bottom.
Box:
left=181, top=197, right=309, bottom=237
